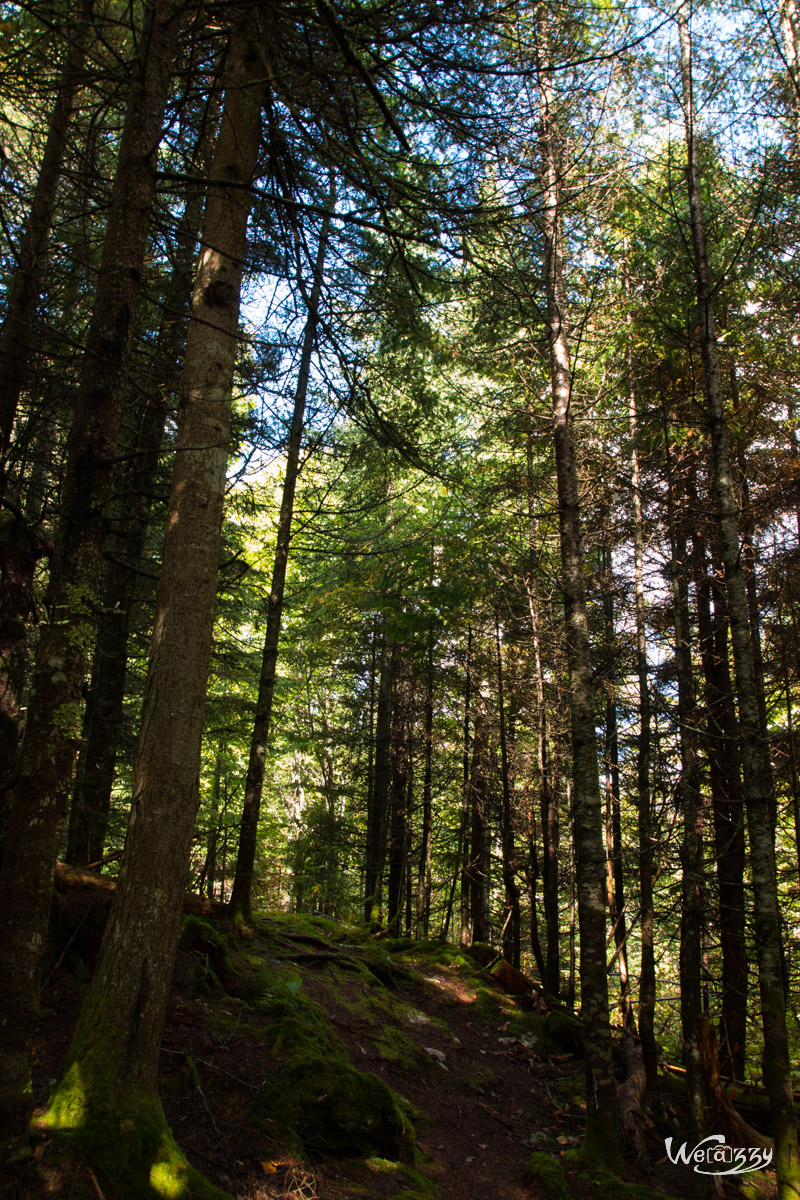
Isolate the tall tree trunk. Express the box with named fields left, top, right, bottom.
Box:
left=537, top=47, right=617, bottom=1151
left=601, top=538, right=634, bottom=1033
left=387, top=662, right=413, bottom=935
left=692, top=533, right=747, bottom=1082
left=496, top=612, right=520, bottom=968
left=42, top=28, right=265, bottom=1183
left=459, top=625, right=473, bottom=945
left=677, top=4, right=800, bottom=1190
left=416, top=630, right=434, bottom=938
left=365, top=633, right=394, bottom=922
left=778, top=581, right=800, bottom=884
left=468, top=681, right=490, bottom=945
left=198, top=750, right=222, bottom=900
left=404, top=753, right=414, bottom=937
left=779, top=0, right=800, bottom=141
left=663, top=420, right=707, bottom=1135
left=525, top=434, right=560, bottom=994
left=229, top=186, right=333, bottom=921
left=66, top=104, right=220, bottom=867
left=629, top=365, right=657, bottom=1089
left=524, top=782, right=548, bottom=985
left=0, top=0, right=184, bottom=1144
left=0, top=506, right=51, bottom=795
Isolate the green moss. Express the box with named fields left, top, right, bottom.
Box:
left=737, top=1172, right=775, bottom=1200
left=473, top=986, right=501, bottom=1020
left=581, top=1108, right=625, bottom=1173
left=373, top=1024, right=428, bottom=1069
left=51, top=700, right=84, bottom=741
left=362, top=1156, right=438, bottom=1199
left=255, top=1051, right=414, bottom=1161
left=383, top=937, right=418, bottom=953
left=261, top=911, right=356, bottom=942
left=394, top=1164, right=439, bottom=1199
left=235, top=958, right=346, bottom=1057
left=524, top=1151, right=571, bottom=1200
left=41, top=1062, right=230, bottom=1199
left=362, top=949, right=413, bottom=990
left=579, top=1167, right=676, bottom=1200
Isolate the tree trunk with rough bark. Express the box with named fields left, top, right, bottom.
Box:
left=693, top=536, right=747, bottom=1082
left=677, top=3, right=800, bottom=1191
left=663, top=428, right=707, bottom=1136
left=416, top=630, right=434, bottom=937
left=459, top=625, right=473, bottom=945
left=67, top=105, right=219, bottom=867
left=496, top=612, right=520, bottom=968
left=601, top=538, right=634, bottom=1033
left=524, top=438, right=559, bottom=992
left=468, top=681, right=490, bottom=945
left=628, top=369, right=657, bottom=1089
left=41, top=29, right=265, bottom=1190
left=365, top=633, right=394, bottom=922
left=387, top=661, right=413, bottom=934
left=537, top=47, right=618, bottom=1153
left=0, top=0, right=184, bottom=1146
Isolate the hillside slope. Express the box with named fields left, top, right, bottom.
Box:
left=22, top=906, right=756, bottom=1200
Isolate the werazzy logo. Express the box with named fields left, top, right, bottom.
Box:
left=665, top=1134, right=773, bottom=1176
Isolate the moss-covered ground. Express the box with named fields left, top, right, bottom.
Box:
left=13, top=903, right=753, bottom=1200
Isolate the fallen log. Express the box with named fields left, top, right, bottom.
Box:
left=55, top=861, right=225, bottom=917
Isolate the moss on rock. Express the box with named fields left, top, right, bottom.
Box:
left=256, top=1050, right=414, bottom=1160
left=524, top=1151, right=571, bottom=1200
left=473, top=986, right=502, bottom=1021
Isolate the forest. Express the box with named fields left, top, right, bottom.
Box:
left=1, top=0, right=800, bottom=1196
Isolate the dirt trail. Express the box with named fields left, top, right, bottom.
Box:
left=26, top=910, right=708, bottom=1200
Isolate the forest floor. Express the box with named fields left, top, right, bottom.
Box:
left=22, top=899, right=777, bottom=1200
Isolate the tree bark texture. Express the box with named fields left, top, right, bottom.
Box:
left=67, top=106, right=219, bottom=867
left=459, top=625, right=473, bottom=945
left=48, top=22, right=265, bottom=1125
left=496, top=613, right=520, bottom=968
left=677, top=3, right=800, bottom=1191
left=662, top=435, right=707, bottom=1135
left=416, top=631, right=435, bottom=937
left=693, top=538, right=747, bottom=1082
left=629, top=370, right=657, bottom=1089
left=0, top=0, right=184, bottom=1142
left=387, top=661, right=413, bottom=934
left=468, top=682, right=490, bottom=945
left=601, top=540, right=634, bottom=1034
left=523, top=456, right=560, bottom=994
left=537, top=53, right=617, bottom=1150
left=365, top=634, right=394, bottom=922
